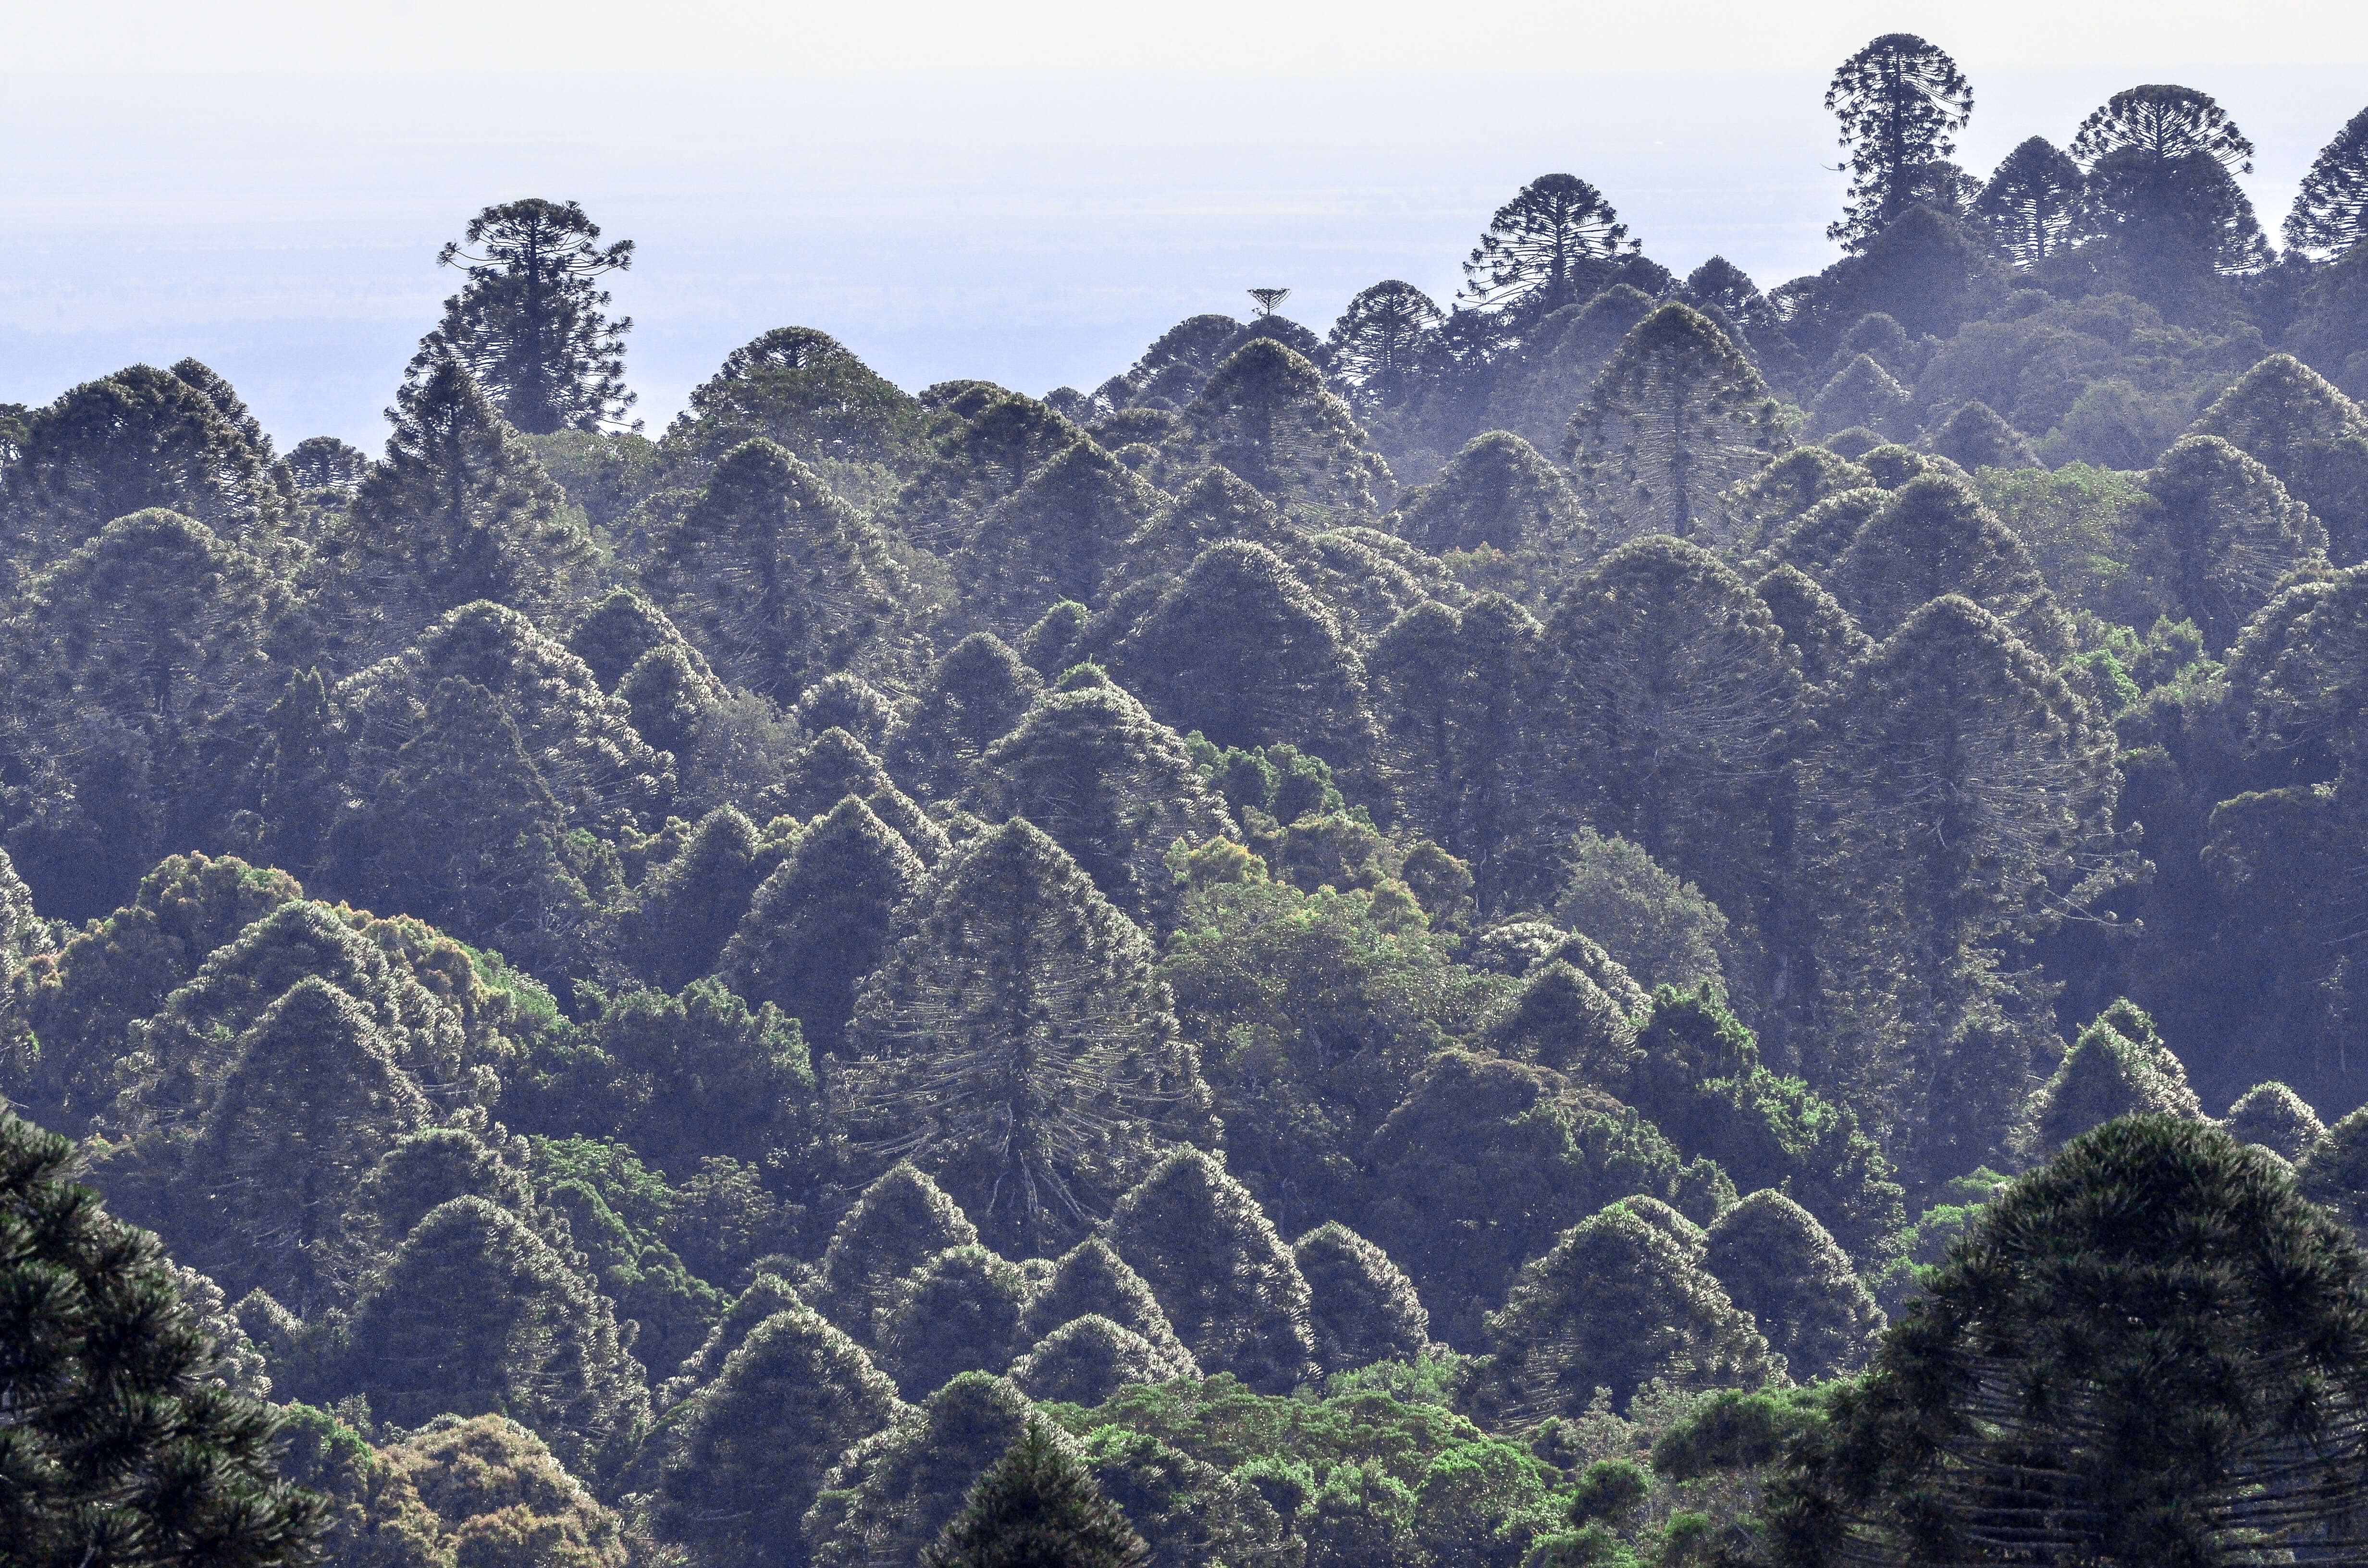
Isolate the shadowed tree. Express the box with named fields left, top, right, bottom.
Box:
left=2073, top=86, right=2270, bottom=295
left=2223, top=1081, right=2325, bottom=1159
left=1105, top=466, right=1297, bottom=600
left=842, top=821, right=1213, bottom=1255
left=1751, top=486, right=1889, bottom=580
left=1017, top=1237, right=1197, bottom=1375
left=1386, top=430, right=1590, bottom=558
left=810, top=1162, right=981, bottom=1348
left=1475, top=1201, right=1785, bottom=1422
left=166, top=359, right=271, bottom=460
left=795, top=671, right=897, bottom=753
left=878, top=1246, right=1035, bottom=1399
left=803, top=1373, right=1036, bottom=1568
left=1719, top=446, right=1876, bottom=550
left=2287, top=106, right=2368, bottom=260
left=0, top=1109, right=323, bottom=1568
left=1008, top=1317, right=1182, bottom=1408
left=1293, top=1222, right=1430, bottom=1373
left=1831, top=472, right=2073, bottom=657
left=921, top=1419, right=1150, bottom=1568
left=1326, top=281, right=1443, bottom=411
left=1754, top=565, right=1873, bottom=689
left=1103, top=1148, right=1319, bottom=1393
left=413, top=197, right=635, bottom=433
left=2138, top=433, right=2326, bottom=651
left=956, top=441, right=1168, bottom=637
left=1809, top=356, right=1914, bottom=441
left=651, top=1300, right=905, bottom=1568
left=283, top=435, right=370, bottom=494
left=567, top=586, right=714, bottom=694
left=2016, top=1002, right=2204, bottom=1160
left=1703, top=1190, right=1883, bottom=1381
left=888, top=392, right=1087, bottom=552
left=1567, top=304, right=1789, bottom=545
left=883, top=634, right=1043, bottom=803
left=1160, top=340, right=1393, bottom=527
left=648, top=437, right=917, bottom=702
left=1975, top=136, right=2089, bottom=266
left=1824, top=35, right=1975, bottom=251
left=716, top=796, right=922, bottom=1056
left=619, top=806, right=780, bottom=991
left=1493, top=284, right=1657, bottom=454
left=1927, top=401, right=2039, bottom=470
left=565, top=980, right=814, bottom=1177
left=1461, top=174, right=1632, bottom=319
left=770, top=728, right=950, bottom=862
left=2190, top=353, right=2368, bottom=563
left=1767, top=1119, right=2368, bottom=1568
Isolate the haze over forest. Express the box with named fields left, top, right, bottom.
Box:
left=11, top=21, right=2368, bottom=1568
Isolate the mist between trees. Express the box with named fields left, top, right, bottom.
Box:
left=7, top=34, right=2368, bottom=1568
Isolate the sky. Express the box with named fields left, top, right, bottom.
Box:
left=4, top=1, right=2365, bottom=450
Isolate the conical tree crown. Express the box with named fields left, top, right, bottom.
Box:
left=843, top=821, right=1210, bottom=1256
left=717, top=795, right=925, bottom=1056
left=879, top=1245, right=1035, bottom=1399
left=772, top=728, right=950, bottom=861
left=1388, top=430, right=1589, bottom=557
left=1292, top=1222, right=1430, bottom=1373
left=888, top=393, right=1088, bottom=551
left=1483, top=960, right=1639, bottom=1083
left=1496, top=283, right=1657, bottom=452
left=883, top=633, right=1044, bottom=803
left=1833, top=473, right=2072, bottom=657
left=1703, top=1189, right=1882, bottom=1382
left=1110, top=466, right=1297, bottom=599
left=652, top=436, right=915, bottom=701
left=341, top=1195, right=648, bottom=1476
left=1102, top=1148, right=1318, bottom=1393
left=1751, top=486, right=1888, bottom=580
left=567, top=586, right=715, bottom=693
left=1810, top=355, right=1914, bottom=441
left=1110, top=541, right=1372, bottom=766
left=956, top=441, right=1168, bottom=637
left=1754, top=564, right=1873, bottom=687
left=921, top=1420, right=1150, bottom=1568
left=2020, top=1003, right=2203, bottom=1159
left=1930, top=401, right=2039, bottom=471
left=653, top=1299, right=906, bottom=1568
left=2139, top=432, right=2327, bottom=651
left=623, top=805, right=779, bottom=991
left=973, top=680, right=1236, bottom=931
left=657, top=1270, right=810, bottom=1409
left=2190, top=353, right=2368, bottom=560
left=1716, top=446, right=1875, bottom=551
left=1008, top=1316, right=1179, bottom=1408
left=813, top=1162, right=982, bottom=1346
left=355, top=1124, right=534, bottom=1244
left=1162, top=339, right=1393, bottom=527
left=1477, top=1200, right=1785, bottom=1421
left=804, top=1373, right=1039, bottom=1568
left=2222, top=1082, right=2325, bottom=1161
left=1018, top=1237, right=1197, bottom=1374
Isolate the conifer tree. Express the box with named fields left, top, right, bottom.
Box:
left=956, top=441, right=1167, bottom=637
left=668, top=325, right=926, bottom=484
left=1567, top=304, right=1789, bottom=545
left=1160, top=340, right=1393, bottom=527
left=795, top=671, right=897, bottom=753
left=1101, top=1148, right=1319, bottom=1392
left=1325, top=281, right=1443, bottom=410
left=326, top=355, right=588, bottom=656
left=803, top=1373, right=1036, bottom=1568
left=1018, top=600, right=1093, bottom=679
left=245, top=668, right=350, bottom=883
left=1480, top=960, right=1639, bottom=1082
left=1110, top=541, right=1374, bottom=767
left=657, top=1271, right=807, bottom=1409
left=2190, top=353, right=2368, bottom=563
left=267, top=1403, right=445, bottom=1568
left=771, top=727, right=950, bottom=861
left=883, top=634, right=1044, bottom=803
left=339, top=1195, right=648, bottom=1477
left=385, top=1415, right=628, bottom=1568
left=1768, top=1120, right=2368, bottom=1568
left=568, top=979, right=814, bottom=1176
left=648, top=437, right=916, bottom=702
left=1808, top=356, right=1914, bottom=441
left=166, top=359, right=271, bottom=459
left=843, top=821, right=1211, bottom=1255
left=1718, top=446, right=1876, bottom=549
left=1975, top=137, right=2088, bottom=266
left=620, top=806, right=779, bottom=991
left=354, top=1125, right=534, bottom=1246
left=2018, top=1003, right=2204, bottom=1158
left=1018, top=1237, right=1197, bottom=1374
left=1293, top=1222, right=1430, bottom=1372
left=921, top=1419, right=1150, bottom=1568
left=1008, top=1316, right=1181, bottom=1407
left=1927, top=400, right=2039, bottom=470
left=652, top=1301, right=906, bottom=1568
left=2222, top=1081, right=2325, bottom=1160
left=1750, top=486, right=1888, bottom=580
left=887, top=393, right=1087, bottom=552
left=1702, top=1190, right=1882, bottom=1382
left=1492, top=284, right=1657, bottom=453
left=1386, top=430, right=1590, bottom=557
left=973, top=680, right=1235, bottom=931
left=1461, top=174, right=1632, bottom=319
left=2072, top=86, right=2269, bottom=293
left=879, top=1245, right=1035, bottom=1399
left=810, top=1162, right=982, bottom=1348
left=283, top=435, right=370, bottom=495
left=415, top=198, right=635, bottom=434
left=567, top=586, right=714, bottom=694
left=1477, top=1201, right=1785, bottom=1422
left=716, top=795, right=924, bottom=1056
left=1831, top=472, right=2073, bottom=657
left=1753, top=565, right=1873, bottom=689
left=1, top=364, right=273, bottom=563
left=2287, top=106, right=2368, bottom=260
left=1823, top=35, right=1975, bottom=251
left=2138, top=433, right=2326, bottom=650
left=0, top=1110, right=322, bottom=1568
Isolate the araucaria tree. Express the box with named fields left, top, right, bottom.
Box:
left=2287, top=106, right=2368, bottom=259
left=1976, top=136, right=2088, bottom=266
left=414, top=197, right=635, bottom=433
left=1326, top=281, right=1443, bottom=409
left=1461, top=174, right=1632, bottom=319
left=1824, top=35, right=1975, bottom=250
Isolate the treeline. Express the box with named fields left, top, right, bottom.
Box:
left=4, top=31, right=2368, bottom=1568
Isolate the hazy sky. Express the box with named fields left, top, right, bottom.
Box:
left=6, top=1, right=2365, bottom=449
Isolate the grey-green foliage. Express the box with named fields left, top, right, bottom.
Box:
left=652, top=1299, right=907, bottom=1568
left=1293, top=1222, right=1430, bottom=1373
left=2221, top=1082, right=2326, bottom=1161
left=1018, top=1236, right=1199, bottom=1376
left=657, top=1271, right=809, bottom=1409
left=1475, top=1200, right=1785, bottom=1422
left=1480, top=960, right=1639, bottom=1084
left=2017, top=1001, right=2204, bottom=1160
left=1010, top=1316, right=1185, bottom=1408
left=1702, top=1189, right=1883, bottom=1382
left=1552, top=829, right=1730, bottom=994
left=1103, top=1149, right=1319, bottom=1393
left=810, top=1162, right=982, bottom=1349
left=1386, top=430, right=1591, bottom=559
left=805, top=1372, right=1037, bottom=1568
left=878, top=1245, right=1035, bottom=1399
left=1159, top=338, right=1393, bottom=527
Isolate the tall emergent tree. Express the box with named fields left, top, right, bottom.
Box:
left=414, top=198, right=635, bottom=433
left=1975, top=136, right=2088, bottom=266
left=1325, top=282, right=1443, bottom=410
left=1461, top=174, right=1632, bottom=319
left=1768, top=1118, right=2368, bottom=1568
left=0, top=1109, right=323, bottom=1568
left=1824, top=35, right=1975, bottom=250
left=2072, top=85, right=2269, bottom=287
left=2287, top=106, right=2368, bottom=260
left=921, top=1420, right=1149, bottom=1568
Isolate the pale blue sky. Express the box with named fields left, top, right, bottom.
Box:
left=5, top=0, right=2364, bottom=449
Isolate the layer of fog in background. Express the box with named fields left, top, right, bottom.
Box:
left=3, top=66, right=2360, bottom=451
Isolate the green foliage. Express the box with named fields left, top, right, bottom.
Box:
left=879, top=1245, right=1035, bottom=1399
left=1701, top=1193, right=1881, bottom=1382
left=2191, top=351, right=2368, bottom=562
left=1554, top=831, right=1730, bottom=995
left=810, top=1162, right=982, bottom=1348
left=2016, top=999, right=2204, bottom=1158
left=922, top=1418, right=1151, bottom=1568
left=1294, top=1221, right=1431, bottom=1373
left=2220, top=1079, right=2324, bottom=1159
left=805, top=1372, right=1036, bottom=1568
left=1019, top=1237, right=1198, bottom=1377
left=1159, top=339, right=1393, bottom=527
